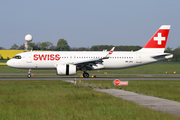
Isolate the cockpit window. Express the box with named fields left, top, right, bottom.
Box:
left=13, top=55, right=21, bottom=59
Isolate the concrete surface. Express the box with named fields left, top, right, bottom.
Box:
left=95, top=89, right=180, bottom=117
left=1, top=77, right=180, bottom=81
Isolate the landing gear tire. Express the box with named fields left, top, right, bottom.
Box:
left=27, top=74, right=31, bottom=78
left=83, top=73, right=89, bottom=78
left=27, top=69, right=32, bottom=78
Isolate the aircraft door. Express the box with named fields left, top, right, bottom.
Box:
left=136, top=53, right=141, bottom=63
left=26, top=53, right=32, bottom=63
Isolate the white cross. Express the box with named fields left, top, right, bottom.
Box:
left=154, top=33, right=166, bottom=45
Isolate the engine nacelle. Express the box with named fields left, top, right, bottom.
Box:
left=56, top=64, right=76, bottom=75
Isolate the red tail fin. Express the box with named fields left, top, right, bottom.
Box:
left=143, top=25, right=170, bottom=48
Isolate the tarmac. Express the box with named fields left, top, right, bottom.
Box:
left=95, top=89, right=180, bottom=117
left=1, top=77, right=180, bottom=81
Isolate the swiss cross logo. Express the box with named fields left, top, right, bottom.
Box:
left=154, top=33, right=166, bottom=45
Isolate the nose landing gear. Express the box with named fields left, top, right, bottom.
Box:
left=27, top=69, right=31, bottom=78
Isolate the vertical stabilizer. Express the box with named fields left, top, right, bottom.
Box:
left=139, top=25, right=170, bottom=53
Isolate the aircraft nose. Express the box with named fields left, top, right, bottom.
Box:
left=6, top=60, right=12, bottom=67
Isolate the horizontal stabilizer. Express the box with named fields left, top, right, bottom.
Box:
left=151, top=53, right=173, bottom=59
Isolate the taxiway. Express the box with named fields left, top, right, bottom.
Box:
left=0, top=77, right=180, bottom=81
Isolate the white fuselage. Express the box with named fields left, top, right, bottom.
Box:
left=6, top=51, right=172, bottom=70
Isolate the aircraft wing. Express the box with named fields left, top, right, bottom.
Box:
left=72, top=47, right=115, bottom=69
left=73, top=58, right=103, bottom=65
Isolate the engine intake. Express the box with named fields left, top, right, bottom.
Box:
left=56, top=64, right=76, bottom=75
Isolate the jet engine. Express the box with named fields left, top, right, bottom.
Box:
left=56, top=64, right=76, bottom=75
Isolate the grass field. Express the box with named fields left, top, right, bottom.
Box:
left=1, top=63, right=180, bottom=119
left=0, top=80, right=179, bottom=120
left=0, top=63, right=6, bottom=65
left=0, top=59, right=8, bottom=63
left=82, top=80, right=180, bottom=102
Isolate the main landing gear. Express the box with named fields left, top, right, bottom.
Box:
left=83, top=72, right=89, bottom=78
left=81, top=67, right=89, bottom=78
left=27, top=69, right=31, bottom=78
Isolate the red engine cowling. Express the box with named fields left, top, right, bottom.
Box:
left=56, top=64, right=76, bottom=75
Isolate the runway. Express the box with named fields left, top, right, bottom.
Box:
left=0, top=77, right=180, bottom=81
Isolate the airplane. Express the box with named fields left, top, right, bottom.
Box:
left=6, top=25, right=173, bottom=78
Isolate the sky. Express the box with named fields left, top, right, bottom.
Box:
left=0, top=0, right=180, bottom=50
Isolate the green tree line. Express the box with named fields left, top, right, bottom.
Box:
left=164, top=47, right=180, bottom=62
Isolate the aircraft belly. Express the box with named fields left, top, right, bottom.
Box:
left=20, top=61, right=56, bottom=69
left=35, top=61, right=56, bottom=69
left=103, top=60, right=134, bottom=69
left=103, top=58, right=153, bottom=69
